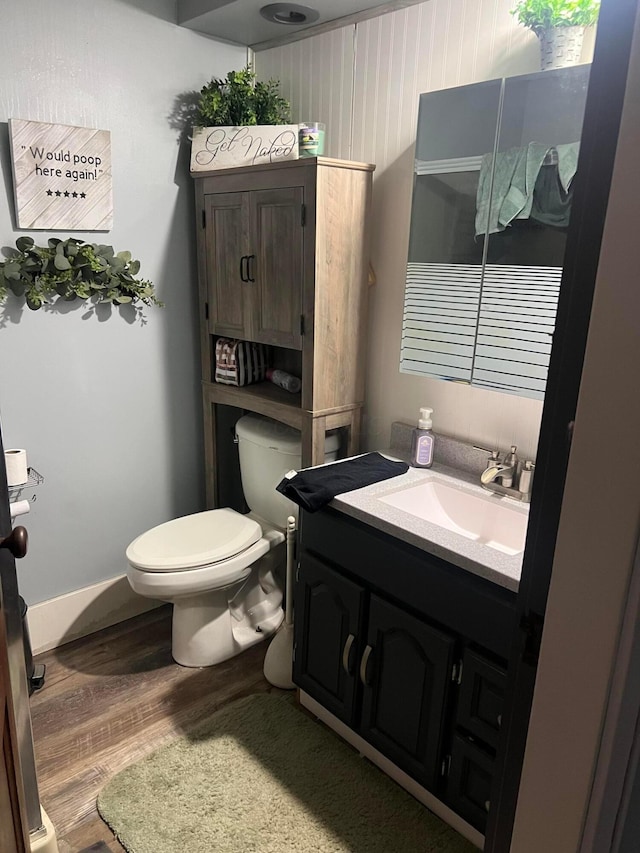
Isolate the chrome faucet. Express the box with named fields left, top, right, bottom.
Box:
left=478, top=446, right=535, bottom=502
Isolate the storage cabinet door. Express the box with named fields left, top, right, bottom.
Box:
left=204, top=192, right=250, bottom=339
left=447, top=734, right=494, bottom=833
left=359, top=594, right=455, bottom=791
left=293, top=554, right=365, bottom=726
left=456, top=648, right=506, bottom=750
left=249, top=186, right=304, bottom=349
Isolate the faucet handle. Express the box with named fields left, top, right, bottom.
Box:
left=474, top=445, right=501, bottom=462
left=519, top=460, right=535, bottom=496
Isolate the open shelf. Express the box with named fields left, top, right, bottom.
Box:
left=8, top=467, right=44, bottom=499
left=203, top=380, right=303, bottom=429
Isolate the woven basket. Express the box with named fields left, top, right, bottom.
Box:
left=538, top=26, right=586, bottom=70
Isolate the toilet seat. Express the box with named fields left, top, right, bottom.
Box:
left=126, top=508, right=286, bottom=600
left=126, top=508, right=262, bottom=572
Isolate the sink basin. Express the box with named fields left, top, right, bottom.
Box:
left=379, top=476, right=529, bottom=556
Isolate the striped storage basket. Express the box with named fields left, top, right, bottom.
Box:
left=214, top=338, right=269, bottom=386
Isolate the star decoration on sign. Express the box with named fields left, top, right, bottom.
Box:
left=43, top=188, right=88, bottom=201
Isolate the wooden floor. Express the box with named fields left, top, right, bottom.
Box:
left=29, top=605, right=280, bottom=852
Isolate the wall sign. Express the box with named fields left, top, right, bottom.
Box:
left=9, top=118, right=113, bottom=231
left=190, top=125, right=299, bottom=172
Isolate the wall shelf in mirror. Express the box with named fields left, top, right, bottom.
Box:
left=401, top=64, right=591, bottom=400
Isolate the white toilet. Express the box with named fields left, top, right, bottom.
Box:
left=126, top=414, right=340, bottom=667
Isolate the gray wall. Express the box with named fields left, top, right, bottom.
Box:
left=0, top=0, right=246, bottom=604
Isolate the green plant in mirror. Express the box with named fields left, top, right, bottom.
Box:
left=0, top=237, right=163, bottom=311
left=195, top=65, right=291, bottom=127
left=512, top=0, right=600, bottom=32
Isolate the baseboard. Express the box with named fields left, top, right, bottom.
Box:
left=26, top=575, right=163, bottom=655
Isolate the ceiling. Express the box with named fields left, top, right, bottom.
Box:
left=177, top=0, right=419, bottom=49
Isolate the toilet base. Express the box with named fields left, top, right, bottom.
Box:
left=171, top=551, right=285, bottom=667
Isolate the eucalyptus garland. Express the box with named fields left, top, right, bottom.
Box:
left=0, top=236, right=162, bottom=311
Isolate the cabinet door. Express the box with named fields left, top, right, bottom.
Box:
left=456, top=648, right=506, bottom=750
left=359, top=594, right=455, bottom=791
left=248, top=186, right=304, bottom=349
left=293, top=554, right=365, bottom=726
left=204, top=192, right=250, bottom=339
left=447, top=733, right=494, bottom=833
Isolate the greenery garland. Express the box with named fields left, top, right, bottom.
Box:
left=0, top=237, right=162, bottom=311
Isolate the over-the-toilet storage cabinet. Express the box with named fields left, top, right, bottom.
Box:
left=192, top=158, right=375, bottom=507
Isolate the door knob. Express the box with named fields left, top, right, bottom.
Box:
left=0, top=526, right=28, bottom=558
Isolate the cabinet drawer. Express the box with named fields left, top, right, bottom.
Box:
left=457, top=648, right=506, bottom=750
left=447, top=734, right=494, bottom=833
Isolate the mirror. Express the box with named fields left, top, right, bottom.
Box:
left=400, top=65, right=591, bottom=400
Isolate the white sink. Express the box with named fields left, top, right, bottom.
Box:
left=378, top=475, right=529, bottom=556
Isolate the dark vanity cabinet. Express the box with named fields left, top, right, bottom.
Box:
left=294, top=507, right=517, bottom=834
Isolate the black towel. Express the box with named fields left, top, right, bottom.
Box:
left=276, top=452, right=409, bottom=513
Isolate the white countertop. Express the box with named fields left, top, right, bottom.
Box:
left=329, top=455, right=526, bottom=594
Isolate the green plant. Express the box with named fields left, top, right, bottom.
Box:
left=0, top=236, right=162, bottom=311
left=512, top=0, right=600, bottom=32
left=195, top=66, right=291, bottom=127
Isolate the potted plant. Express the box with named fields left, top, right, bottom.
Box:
left=190, top=66, right=299, bottom=172
left=0, top=236, right=162, bottom=312
left=512, top=0, right=601, bottom=69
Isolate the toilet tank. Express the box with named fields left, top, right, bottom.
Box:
left=235, top=414, right=340, bottom=528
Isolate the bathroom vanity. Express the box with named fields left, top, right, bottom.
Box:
left=293, top=459, right=523, bottom=846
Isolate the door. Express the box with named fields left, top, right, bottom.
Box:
left=293, top=553, right=365, bottom=725
left=485, top=0, right=640, bottom=848
left=249, top=186, right=304, bottom=349
left=0, top=423, right=30, bottom=853
left=359, top=594, right=455, bottom=791
left=204, top=191, right=251, bottom=339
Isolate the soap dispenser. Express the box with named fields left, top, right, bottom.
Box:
left=410, top=407, right=435, bottom=468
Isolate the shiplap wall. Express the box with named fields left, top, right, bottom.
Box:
left=256, top=0, right=595, bottom=459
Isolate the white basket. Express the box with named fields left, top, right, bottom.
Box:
left=538, top=26, right=586, bottom=70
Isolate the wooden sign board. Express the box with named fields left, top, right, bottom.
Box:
left=190, top=125, right=299, bottom=172
left=9, top=119, right=113, bottom=230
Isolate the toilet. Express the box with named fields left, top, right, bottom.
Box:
left=126, top=414, right=340, bottom=667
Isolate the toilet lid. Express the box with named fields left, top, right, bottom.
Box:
left=126, top=508, right=262, bottom=572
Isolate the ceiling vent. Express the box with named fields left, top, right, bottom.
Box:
left=259, top=3, right=320, bottom=25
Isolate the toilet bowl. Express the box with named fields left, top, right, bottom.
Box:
left=126, top=414, right=339, bottom=667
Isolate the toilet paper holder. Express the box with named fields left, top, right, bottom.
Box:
left=8, top=466, right=44, bottom=502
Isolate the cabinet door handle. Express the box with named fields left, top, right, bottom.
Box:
left=246, top=254, right=256, bottom=282
left=359, top=644, right=373, bottom=686
left=239, top=255, right=248, bottom=282
left=342, top=633, right=356, bottom=675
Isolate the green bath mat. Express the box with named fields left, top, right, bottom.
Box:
left=97, top=693, right=477, bottom=853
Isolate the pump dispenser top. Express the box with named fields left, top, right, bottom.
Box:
left=418, top=408, right=433, bottom=429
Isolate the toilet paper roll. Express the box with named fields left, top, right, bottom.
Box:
left=10, top=499, right=30, bottom=520
left=5, top=449, right=28, bottom=487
